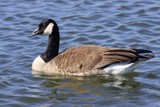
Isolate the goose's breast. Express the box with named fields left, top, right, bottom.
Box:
left=32, top=55, right=46, bottom=72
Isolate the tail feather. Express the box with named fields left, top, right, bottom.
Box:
left=133, top=49, right=154, bottom=60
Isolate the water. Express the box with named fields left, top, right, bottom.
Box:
left=0, top=0, right=160, bottom=106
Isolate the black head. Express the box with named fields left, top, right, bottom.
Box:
left=30, top=19, right=57, bottom=37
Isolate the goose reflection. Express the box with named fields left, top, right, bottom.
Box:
left=41, top=72, right=140, bottom=95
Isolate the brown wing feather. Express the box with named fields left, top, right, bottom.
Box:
left=53, top=45, right=138, bottom=73
left=95, top=48, right=138, bottom=69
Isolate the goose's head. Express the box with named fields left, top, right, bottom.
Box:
left=30, top=19, right=57, bottom=37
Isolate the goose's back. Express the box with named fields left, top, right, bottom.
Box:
left=44, top=45, right=138, bottom=76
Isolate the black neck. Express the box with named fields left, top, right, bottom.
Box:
left=40, top=26, right=60, bottom=62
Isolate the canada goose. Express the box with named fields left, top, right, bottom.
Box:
left=30, top=19, right=154, bottom=76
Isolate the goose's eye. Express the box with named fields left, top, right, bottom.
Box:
left=38, top=23, right=43, bottom=28
left=44, top=22, right=49, bottom=26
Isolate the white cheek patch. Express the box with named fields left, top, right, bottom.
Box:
left=43, top=23, right=54, bottom=35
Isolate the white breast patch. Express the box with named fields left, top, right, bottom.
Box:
left=32, top=55, right=46, bottom=72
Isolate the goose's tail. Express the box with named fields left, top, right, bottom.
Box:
left=133, top=49, right=154, bottom=61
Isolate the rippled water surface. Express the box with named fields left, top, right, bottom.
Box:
left=0, top=0, right=160, bottom=107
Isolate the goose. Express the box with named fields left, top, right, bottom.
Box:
left=30, top=19, right=154, bottom=76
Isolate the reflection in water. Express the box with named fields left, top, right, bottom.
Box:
left=102, top=73, right=140, bottom=89
left=32, top=73, right=143, bottom=107
left=40, top=72, right=140, bottom=101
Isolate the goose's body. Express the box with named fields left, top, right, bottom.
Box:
left=30, top=19, right=154, bottom=76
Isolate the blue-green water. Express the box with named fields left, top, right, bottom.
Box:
left=0, top=0, right=160, bottom=107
